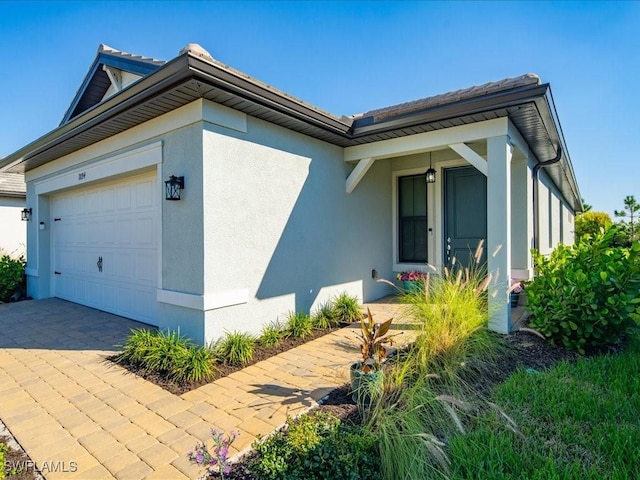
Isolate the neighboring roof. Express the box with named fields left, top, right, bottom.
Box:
left=0, top=43, right=581, bottom=211
left=0, top=173, right=26, bottom=198
left=60, top=44, right=165, bottom=125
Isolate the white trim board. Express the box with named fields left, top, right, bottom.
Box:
left=34, top=142, right=162, bottom=195
left=157, top=288, right=249, bottom=312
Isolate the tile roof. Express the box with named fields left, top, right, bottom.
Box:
left=98, top=44, right=166, bottom=67
left=0, top=173, right=26, bottom=197
left=352, top=73, right=541, bottom=121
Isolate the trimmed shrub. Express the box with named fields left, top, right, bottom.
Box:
left=249, top=412, right=379, bottom=480
left=528, top=226, right=640, bottom=353
left=0, top=253, right=25, bottom=302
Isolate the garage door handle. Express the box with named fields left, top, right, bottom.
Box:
left=97, top=257, right=103, bottom=272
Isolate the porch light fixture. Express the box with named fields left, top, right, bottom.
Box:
left=21, top=208, right=32, bottom=221
left=425, top=152, right=436, bottom=184
left=165, top=175, right=184, bottom=201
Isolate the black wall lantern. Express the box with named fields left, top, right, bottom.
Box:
left=425, top=152, right=436, bottom=184
left=165, top=175, right=184, bottom=201
left=21, top=208, right=32, bottom=221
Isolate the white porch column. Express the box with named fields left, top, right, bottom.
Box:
left=487, top=135, right=513, bottom=333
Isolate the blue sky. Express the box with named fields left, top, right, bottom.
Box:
left=0, top=1, right=638, bottom=216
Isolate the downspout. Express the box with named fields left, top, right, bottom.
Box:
left=532, top=145, right=562, bottom=251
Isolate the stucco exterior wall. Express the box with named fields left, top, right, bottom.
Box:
left=0, top=197, right=26, bottom=256
left=22, top=102, right=209, bottom=342
left=537, top=169, right=574, bottom=254
left=201, top=110, right=393, bottom=340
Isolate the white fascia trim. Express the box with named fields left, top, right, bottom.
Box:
left=34, top=142, right=162, bottom=195
left=157, top=288, right=249, bottom=312
left=344, top=117, right=508, bottom=162
left=26, top=101, right=204, bottom=182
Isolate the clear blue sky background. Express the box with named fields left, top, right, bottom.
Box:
left=1, top=1, right=638, bottom=217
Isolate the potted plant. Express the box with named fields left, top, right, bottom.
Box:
left=509, top=279, right=525, bottom=307
left=396, top=270, right=426, bottom=293
left=350, top=307, right=396, bottom=405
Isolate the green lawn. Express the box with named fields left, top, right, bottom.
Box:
left=448, top=339, right=640, bottom=480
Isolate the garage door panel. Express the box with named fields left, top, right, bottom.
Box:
left=101, top=188, right=116, bottom=213
left=87, top=219, right=101, bottom=245
left=116, top=219, right=132, bottom=245
left=116, top=185, right=131, bottom=211
left=135, top=217, right=155, bottom=246
left=52, top=171, right=159, bottom=325
left=87, top=192, right=99, bottom=214
left=135, top=180, right=155, bottom=208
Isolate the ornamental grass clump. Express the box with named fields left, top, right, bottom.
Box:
left=259, top=321, right=285, bottom=348
left=284, top=311, right=314, bottom=339
left=367, top=242, right=504, bottom=479
left=116, top=328, right=217, bottom=384
left=214, top=330, right=256, bottom=366
left=311, top=301, right=337, bottom=329
left=332, top=292, right=363, bottom=323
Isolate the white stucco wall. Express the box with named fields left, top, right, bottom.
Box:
left=23, top=101, right=209, bottom=342
left=537, top=169, right=574, bottom=254
left=200, top=108, right=393, bottom=341
left=0, top=197, right=26, bottom=256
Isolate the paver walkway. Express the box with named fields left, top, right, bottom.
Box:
left=0, top=298, right=410, bottom=479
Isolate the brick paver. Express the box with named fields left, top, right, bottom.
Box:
left=0, top=297, right=410, bottom=479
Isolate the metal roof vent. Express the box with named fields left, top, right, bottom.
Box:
left=179, top=43, right=214, bottom=61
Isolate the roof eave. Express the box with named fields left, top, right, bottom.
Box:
left=350, top=84, right=550, bottom=136
left=0, top=52, right=353, bottom=174
left=0, top=55, right=193, bottom=173
left=186, top=55, right=352, bottom=135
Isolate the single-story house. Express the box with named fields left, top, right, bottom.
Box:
left=0, top=172, right=27, bottom=256
left=0, top=43, right=581, bottom=344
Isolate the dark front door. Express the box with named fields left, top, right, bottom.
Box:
left=444, top=166, right=487, bottom=269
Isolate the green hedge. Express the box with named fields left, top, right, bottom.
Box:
left=0, top=254, right=25, bottom=302
left=527, top=226, right=640, bottom=353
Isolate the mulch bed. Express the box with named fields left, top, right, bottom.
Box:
left=213, top=329, right=584, bottom=480
left=1, top=436, right=39, bottom=480
left=108, top=326, right=341, bottom=395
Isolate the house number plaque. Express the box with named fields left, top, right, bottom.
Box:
left=78, top=172, right=86, bottom=181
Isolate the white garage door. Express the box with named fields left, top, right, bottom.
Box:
left=51, top=171, right=159, bottom=325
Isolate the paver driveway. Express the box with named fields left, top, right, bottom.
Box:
left=0, top=298, right=392, bottom=479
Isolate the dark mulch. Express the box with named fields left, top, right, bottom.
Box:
left=214, top=329, right=583, bottom=480
left=1, top=436, right=39, bottom=480
left=108, top=327, right=341, bottom=395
